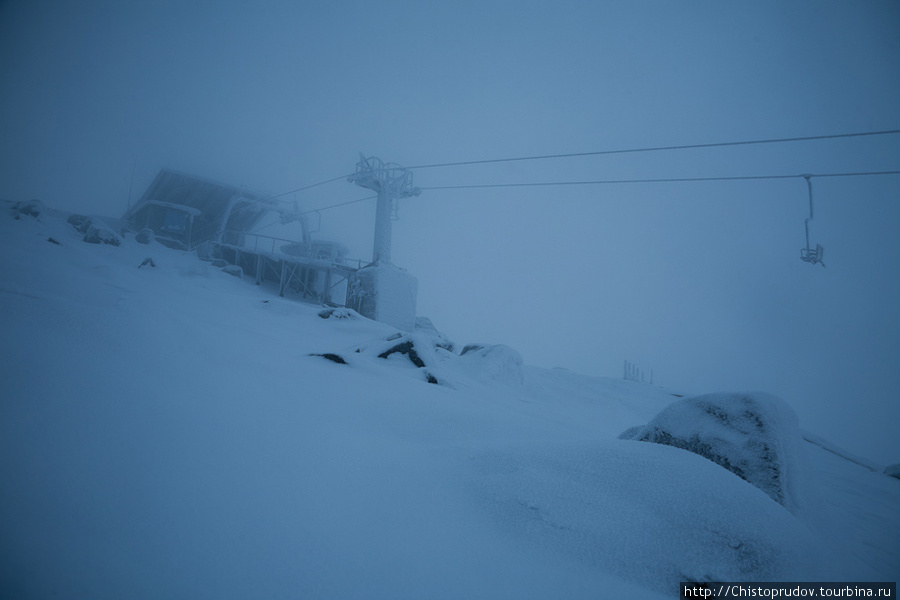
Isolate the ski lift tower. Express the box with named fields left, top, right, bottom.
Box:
left=348, top=154, right=421, bottom=265
left=345, top=155, right=421, bottom=331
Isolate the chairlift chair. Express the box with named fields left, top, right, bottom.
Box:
left=801, top=243, right=825, bottom=267
left=800, top=176, right=826, bottom=267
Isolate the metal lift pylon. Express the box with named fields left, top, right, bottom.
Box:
left=347, top=154, right=421, bottom=265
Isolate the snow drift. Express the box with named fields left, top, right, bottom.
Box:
left=472, top=440, right=839, bottom=594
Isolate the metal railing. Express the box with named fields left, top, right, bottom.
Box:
left=219, top=230, right=365, bottom=269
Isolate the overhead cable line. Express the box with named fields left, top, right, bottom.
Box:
left=267, top=171, right=898, bottom=217
left=263, top=170, right=897, bottom=218
left=299, top=194, right=377, bottom=214
left=406, top=129, right=900, bottom=171
left=246, top=194, right=378, bottom=235
left=270, top=172, right=354, bottom=200
left=420, top=169, right=900, bottom=191
left=266, top=129, right=899, bottom=200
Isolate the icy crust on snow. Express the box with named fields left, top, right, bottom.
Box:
left=620, top=393, right=802, bottom=511
left=471, top=440, right=839, bottom=594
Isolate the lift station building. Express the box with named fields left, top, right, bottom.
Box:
left=123, top=168, right=418, bottom=331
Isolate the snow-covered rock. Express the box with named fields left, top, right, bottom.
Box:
left=65, top=213, right=124, bottom=246
left=222, top=264, right=242, bottom=278
left=83, top=221, right=122, bottom=246
left=135, top=228, right=154, bottom=244
left=317, top=307, right=362, bottom=321
left=415, top=316, right=454, bottom=352
left=66, top=213, right=92, bottom=233
left=312, top=336, right=525, bottom=389
left=309, top=330, right=468, bottom=387
left=458, top=343, right=524, bottom=385
left=10, top=199, right=42, bottom=219
left=358, top=332, right=453, bottom=368
left=619, top=392, right=802, bottom=511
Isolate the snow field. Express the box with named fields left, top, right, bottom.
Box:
left=1, top=202, right=897, bottom=598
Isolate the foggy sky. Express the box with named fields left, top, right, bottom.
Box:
left=1, top=0, right=899, bottom=463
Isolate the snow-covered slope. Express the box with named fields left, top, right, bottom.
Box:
left=1, top=201, right=897, bottom=598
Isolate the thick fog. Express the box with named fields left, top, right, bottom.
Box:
left=1, top=1, right=898, bottom=463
